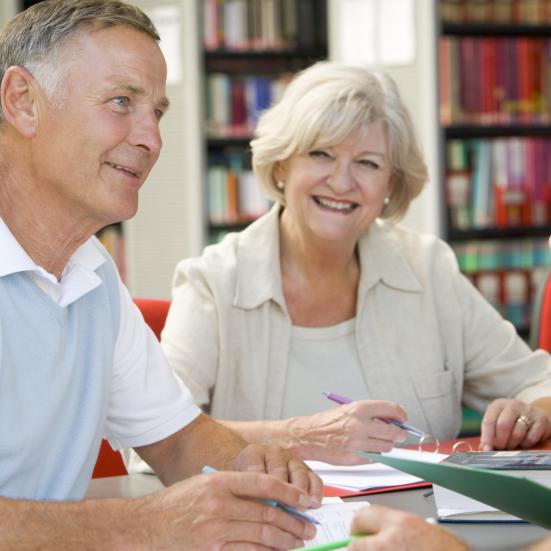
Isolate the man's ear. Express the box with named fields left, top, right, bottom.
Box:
left=1, top=66, right=40, bottom=138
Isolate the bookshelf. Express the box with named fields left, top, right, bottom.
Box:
left=201, top=0, right=328, bottom=244
left=437, top=0, right=551, bottom=339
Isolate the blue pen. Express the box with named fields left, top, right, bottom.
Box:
left=322, top=391, right=426, bottom=438
left=201, top=465, right=320, bottom=525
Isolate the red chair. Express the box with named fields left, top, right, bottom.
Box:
left=92, top=440, right=127, bottom=478
left=92, top=298, right=171, bottom=478
left=531, top=268, right=551, bottom=353
left=133, top=298, right=171, bottom=341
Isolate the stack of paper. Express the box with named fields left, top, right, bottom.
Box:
left=307, top=449, right=446, bottom=492
left=433, top=484, right=523, bottom=522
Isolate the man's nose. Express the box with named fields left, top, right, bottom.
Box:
left=130, top=111, right=162, bottom=155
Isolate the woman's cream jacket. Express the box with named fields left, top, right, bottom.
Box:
left=162, top=206, right=551, bottom=439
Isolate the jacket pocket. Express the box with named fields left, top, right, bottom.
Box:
left=412, top=370, right=462, bottom=440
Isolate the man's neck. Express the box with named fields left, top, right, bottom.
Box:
left=0, top=173, right=96, bottom=280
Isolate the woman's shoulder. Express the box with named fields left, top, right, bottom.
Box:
left=369, top=220, right=459, bottom=270
left=173, top=208, right=279, bottom=281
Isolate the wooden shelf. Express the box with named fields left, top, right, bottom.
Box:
left=444, top=125, right=551, bottom=138
left=447, top=226, right=551, bottom=242
left=442, top=23, right=551, bottom=36
left=205, top=47, right=328, bottom=60
left=206, top=137, right=252, bottom=148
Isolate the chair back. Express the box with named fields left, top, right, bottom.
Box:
left=92, top=298, right=171, bottom=478
left=133, top=297, right=171, bottom=341
left=92, top=440, right=127, bottom=478
left=531, top=268, right=551, bottom=353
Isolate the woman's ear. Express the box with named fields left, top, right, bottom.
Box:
left=1, top=66, right=40, bottom=138
left=273, top=161, right=287, bottom=182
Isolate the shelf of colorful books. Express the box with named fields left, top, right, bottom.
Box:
left=439, top=34, right=551, bottom=126
left=201, top=0, right=327, bottom=244
left=450, top=250, right=550, bottom=334
left=202, top=0, right=327, bottom=54
left=444, top=136, right=551, bottom=234
left=440, top=0, right=551, bottom=26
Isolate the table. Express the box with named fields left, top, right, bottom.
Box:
left=86, top=474, right=549, bottom=550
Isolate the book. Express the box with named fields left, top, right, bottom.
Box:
left=358, top=449, right=551, bottom=529
left=433, top=450, right=551, bottom=523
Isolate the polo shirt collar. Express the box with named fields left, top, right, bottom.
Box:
left=0, top=217, right=107, bottom=306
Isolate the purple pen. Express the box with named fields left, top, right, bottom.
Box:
left=322, top=391, right=426, bottom=437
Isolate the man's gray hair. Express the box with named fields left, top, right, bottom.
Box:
left=0, top=0, right=159, bottom=123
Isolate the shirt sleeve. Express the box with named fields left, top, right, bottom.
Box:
left=104, top=279, right=201, bottom=450
left=160, top=257, right=220, bottom=413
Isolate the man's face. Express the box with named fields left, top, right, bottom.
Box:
left=31, top=25, right=168, bottom=227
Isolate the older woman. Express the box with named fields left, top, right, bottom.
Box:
left=161, top=62, right=551, bottom=465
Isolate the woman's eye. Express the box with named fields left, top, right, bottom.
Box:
left=309, top=150, right=331, bottom=159
left=359, top=159, right=380, bottom=169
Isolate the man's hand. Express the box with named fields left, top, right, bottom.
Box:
left=234, top=444, right=323, bottom=508
left=348, top=505, right=469, bottom=551
left=480, top=398, right=551, bottom=451
left=131, top=470, right=317, bottom=550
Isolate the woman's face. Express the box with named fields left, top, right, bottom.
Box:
left=277, top=121, right=394, bottom=246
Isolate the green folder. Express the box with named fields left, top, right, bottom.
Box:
left=358, top=451, right=551, bottom=529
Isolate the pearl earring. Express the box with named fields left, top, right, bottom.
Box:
left=383, top=196, right=390, bottom=206
left=276, top=181, right=285, bottom=190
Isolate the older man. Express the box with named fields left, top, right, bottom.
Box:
left=0, top=1, right=320, bottom=548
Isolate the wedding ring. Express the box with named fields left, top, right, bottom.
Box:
left=516, top=415, right=531, bottom=428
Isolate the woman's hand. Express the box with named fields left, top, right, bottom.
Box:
left=287, top=400, right=408, bottom=465
left=480, top=398, right=551, bottom=451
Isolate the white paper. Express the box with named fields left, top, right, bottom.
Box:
left=307, top=449, right=445, bottom=491
left=305, top=499, right=368, bottom=546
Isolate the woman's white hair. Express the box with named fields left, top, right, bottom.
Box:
left=250, top=61, right=428, bottom=220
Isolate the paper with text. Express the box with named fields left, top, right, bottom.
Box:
left=304, top=498, right=367, bottom=546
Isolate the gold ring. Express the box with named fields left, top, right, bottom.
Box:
left=516, top=415, right=530, bottom=428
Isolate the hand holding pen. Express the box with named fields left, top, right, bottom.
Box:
left=322, top=392, right=426, bottom=437
left=282, top=395, right=409, bottom=465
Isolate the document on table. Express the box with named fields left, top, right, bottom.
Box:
left=307, top=449, right=446, bottom=491
left=304, top=498, right=367, bottom=546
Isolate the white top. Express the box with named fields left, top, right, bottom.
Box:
left=281, top=319, right=368, bottom=418
left=0, top=218, right=201, bottom=451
